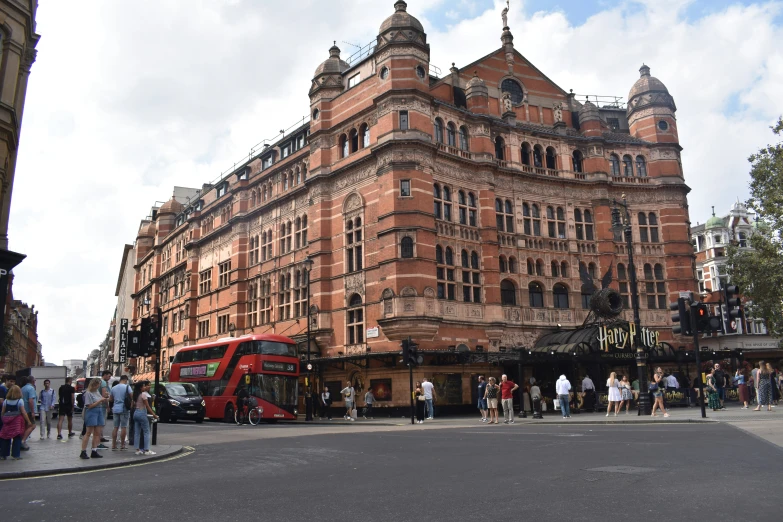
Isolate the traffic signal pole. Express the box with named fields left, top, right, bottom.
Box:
left=152, top=306, right=162, bottom=445
left=409, top=362, right=415, bottom=425
left=691, top=305, right=707, bottom=419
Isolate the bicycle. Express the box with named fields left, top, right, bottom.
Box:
left=235, top=399, right=264, bottom=426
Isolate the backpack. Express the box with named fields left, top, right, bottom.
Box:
left=76, top=393, right=85, bottom=409
left=122, top=384, right=132, bottom=411
left=714, top=371, right=725, bottom=388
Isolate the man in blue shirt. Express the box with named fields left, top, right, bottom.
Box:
left=110, top=375, right=131, bottom=450
left=21, top=376, right=37, bottom=450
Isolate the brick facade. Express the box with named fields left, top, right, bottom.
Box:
left=129, top=2, right=697, bottom=407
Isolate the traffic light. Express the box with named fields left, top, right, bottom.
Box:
left=723, top=285, right=741, bottom=334
left=139, top=317, right=160, bottom=357
left=693, top=303, right=722, bottom=334
left=127, top=330, right=141, bottom=358
left=401, top=337, right=422, bottom=366
left=670, top=297, right=692, bottom=336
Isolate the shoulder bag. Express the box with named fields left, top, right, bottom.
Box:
left=123, top=384, right=132, bottom=411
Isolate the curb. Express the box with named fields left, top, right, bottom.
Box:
left=512, top=418, right=716, bottom=426
left=0, top=445, right=185, bottom=480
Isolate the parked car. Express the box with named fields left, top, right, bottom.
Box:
left=154, top=382, right=205, bottom=423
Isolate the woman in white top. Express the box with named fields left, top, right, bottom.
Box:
left=606, top=372, right=622, bottom=416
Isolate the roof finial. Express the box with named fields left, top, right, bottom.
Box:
left=502, top=0, right=510, bottom=29
left=712, top=205, right=715, bottom=217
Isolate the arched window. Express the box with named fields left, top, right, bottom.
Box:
left=638, top=212, right=648, bottom=226
left=458, top=191, right=468, bottom=225
left=262, top=185, right=267, bottom=202
left=521, top=143, right=532, bottom=165
left=401, top=236, right=414, bottom=258
left=553, top=283, right=569, bottom=309
left=437, top=245, right=455, bottom=300
left=346, top=216, right=363, bottom=272
left=501, top=79, right=524, bottom=104
left=463, top=251, right=481, bottom=303
left=501, top=280, right=517, bottom=306
left=527, top=258, right=534, bottom=275
left=588, top=262, right=597, bottom=280
left=445, top=247, right=454, bottom=266
left=646, top=263, right=666, bottom=309
left=347, top=294, right=364, bottom=345
left=499, top=256, right=507, bottom=273
left=581, top=284, right=593, bottom=309
left=360, top=123, right=370, bottom=148
left=283, top=175, right=289, bottom=191
left=635, top=155, right=647, bottom=177
left=529, top=282, right=544, bottom=308
left=436, top=245, right=443, bottom=264
left=575, top=208, right=594, bottom=241
left=609, top=154, right=621, bottom=177
left=551, top=260, right=559, bottom=277
left=509, top=257, right=518, bottom=274
left=459, top=126, right=469, bottom=151
left=434, top=118, right=444, bottom=144
left=496, top=199, right=513, bottom=232
left=461, top=249, right=469, bottom=268
left=340, top=134, right=349, bottom=158
left=535, top=259, right=544, bottom=276
left=572, top=150, right=583, bottom=173
left=471, top=251, right=479, bottom=269
left=560, top=261, right=568, bottom=278
left=644, top=263, right=653, bottom=280
left=533, top=146, right=543, bottom=168
left=447, top=122, right=456, bottom=147
left=545, top=147, right=557, bottom=169
left=622, top=155, right=633, bottom=177
left=350, top=129, right=359, bottom=153
left=495, top=136, right=505, bottom=160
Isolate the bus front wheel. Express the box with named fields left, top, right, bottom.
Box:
left=224, top=403, right=235, bottom=424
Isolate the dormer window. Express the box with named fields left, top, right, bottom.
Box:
left=236, top=168, right=248, bottom=181
left=296, top=134, right=305, bottom=150
left=262, top=155, right=274, bottom=170
left=216, top=182, right=228, bottom=199
left=348, top=73, right=361, bottom=89
left=194, top=200, right=203, bottom=212
left=281, top=142, right=292, bottom=159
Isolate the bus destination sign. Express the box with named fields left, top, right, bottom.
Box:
left=262, top=361, right=297, bottom=373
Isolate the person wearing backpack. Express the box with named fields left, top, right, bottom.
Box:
left=713, top=364, right=727, bottom=410
left=109, top=375, right=132, bottom=450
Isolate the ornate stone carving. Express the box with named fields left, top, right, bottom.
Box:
left=344, top=272, right=365, bottom=297
left=382, top=288, right=395, bottom=300
left=500, top=330, right=540, bottom=348
left=376, top=97, right=432, bottom=120
left=423, top=287, right=435, bottom=298
left=343, top=192, right=364, bottom=212
left=401, top=286, right=417, bottom=297
left=468, top=124, right=490, bottom=137
left=331, top=166, right=376, bottom=194
left=374, top=46, right=429, bottom=64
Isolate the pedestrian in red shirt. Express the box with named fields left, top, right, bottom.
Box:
left=500, top=374, right=519, bottom=424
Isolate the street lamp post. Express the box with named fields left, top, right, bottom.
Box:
left=303, top=256, right=315, bottom=422
left=612, top=195, right=652, bottom=416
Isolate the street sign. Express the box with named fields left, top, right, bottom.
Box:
left=119, top=319, right=129, bottom=363
left=366, top=327, right=379, bottom=339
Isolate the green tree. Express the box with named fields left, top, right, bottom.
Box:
left=727, top=117, right=783, bottom=339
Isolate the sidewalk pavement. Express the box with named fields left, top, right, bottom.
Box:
left=0, top=433, right=183, bottom=480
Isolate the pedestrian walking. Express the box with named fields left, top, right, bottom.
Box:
left=20, top=376, right=36, bottom=449
left=98, top=370, right=112, bottom=445
left=415, top=381, right=425, bottom=424
left=363, top=389, right=375, bottom=419
left=606, top=372, right=622, bottom=417
left=618, top=375, right=633, bottom=414
left=484, top=377, right=500, bottom=424
left=650, top=369, right=669, bottom=417
left=57, top=377, right=76, bottom=439
left=340, top=381, right=355, bottom=421
left=706, top=368, right=722, bottom=411
left=110, top=375, right=131, bottom=450
left=421, top=378, right=436, bottom=419
left=556, top=374, right=571, bottom=418
left=0, top=375, right=8, bottom=434
left=769, top=363, right=780, bottom=406
left=0, top=385, right=33, bottom=460
left=476, top=376, right=488, bottom=423
left=733, top=369, right=749, bottom=409
left=132, top=380, right=158, bottom=455
left=530, top=381, right=543, bottom=419
left=753, top=364, right=773, bottom=411
left=582, top=374, right=596, bottom=412
left=38, top=379, right=56, bottom=439
left=499, top=374, right=519, bottom=424
left=320, top=386, right=332, bottom=420
left=751, top=361, right=762, bottom=406
left=80, top=378, right=109, bottom=459
left=713, top=363, right=728, bottom=410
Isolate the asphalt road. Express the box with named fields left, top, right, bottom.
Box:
left=4, top=422, right=781, bottom=521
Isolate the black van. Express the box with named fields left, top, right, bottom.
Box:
left=154, top=382, right=206, bottom=423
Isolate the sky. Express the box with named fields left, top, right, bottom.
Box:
left=10, top=0, right=783, bottom=365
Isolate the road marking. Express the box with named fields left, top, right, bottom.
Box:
left=1, top=447, right=196, bottom=482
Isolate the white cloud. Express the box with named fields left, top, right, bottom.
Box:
left=10, top=0, right=783, bottom=364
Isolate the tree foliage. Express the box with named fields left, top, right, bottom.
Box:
left=727, top=117, right=783, bottom=339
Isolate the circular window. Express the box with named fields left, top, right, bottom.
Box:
left=657, top=120, right=669, bottom=131
left=380, top=67, right=389, bottom=80
left=312, top=108, right=319, bottom=121
left=501, top=79, right=524, bottom=104
left=415, top=65, right=426, bottom=79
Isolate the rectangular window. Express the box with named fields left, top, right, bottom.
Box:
left=262, top=156, right=273, bottom=169
left=400, top=179, right=411, bottom=197
left=281, top=143, right=291, bottom=158
left=249, top=235, right=259, bottom=265
left=247, top=280, right=258, bottom=327
left=199, top=269, right=212, bottom=295
left=217, top=314, right=229, bottom=334
left=162, top=316, right=169, bottom=336
left=218, top=261, right=231, bottom=287
left=216, top=183, right=228, bottom=198
left=259, top=277, right=272, bottom=324
left=198, top=319, right=210, bottom=339
left=348, top=73, right=361, bottom=88
left=399, top=111, right=409, bottom=130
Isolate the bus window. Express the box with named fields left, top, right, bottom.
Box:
left=249, top=374, right=297, bottom=407
left=254, top=341, right=297, bottom=357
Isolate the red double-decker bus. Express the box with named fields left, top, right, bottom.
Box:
left=168, top=334, right=299, bottom=422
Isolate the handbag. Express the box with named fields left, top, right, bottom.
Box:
left=649, top=382, right=658, bottom=392
left=123, top=384, right=132, bottom=411
left=553, top=398, right=560, bottom=409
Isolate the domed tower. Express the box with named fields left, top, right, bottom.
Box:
left=156, top=197, right=183, bottom=239
left=578, top=100, right=602, bottom=137
left=465, top=71, right=488, bottom=114
left=375, top=1, right=430, bottom=92
left=309, top=43, right=350, bottom=120
left=135, top=220, right=156, bottom=263
left=627, top=64, right=678, bottom=143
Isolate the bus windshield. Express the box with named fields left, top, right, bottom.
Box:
left=253, top=341, right=297, bottom=357
left=248, top=374, right=297, bottom=407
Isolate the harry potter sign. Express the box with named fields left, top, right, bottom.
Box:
left=597, top=323, right=660, bottom=352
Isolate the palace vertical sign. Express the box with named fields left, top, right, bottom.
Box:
left=118, top=319, right=129, bottom=364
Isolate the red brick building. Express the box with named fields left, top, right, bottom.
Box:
left=1, top=274, right=41, bottom=374
left=130, top=2, right=696, bottom=408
